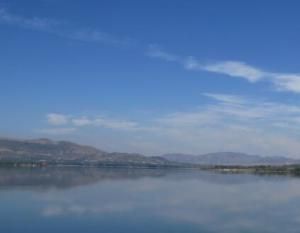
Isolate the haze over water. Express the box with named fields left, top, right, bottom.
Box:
left=0, top=168, right=300, bottom=233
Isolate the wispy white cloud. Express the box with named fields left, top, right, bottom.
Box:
left=158, top=93, right=300, bottom=126
left=0, top=8, right=59, bottom=31
left=45, top=114, right=141, bottom=131
left=0, top=8, right=133, bottom=46
left=202, top=93, right=246, bottom=104
left=69, top=28, right=134, bottom=46
left=71, top=117, right=91, bottom=127
left=272, top=74, right=300, bottom=93
left=92, top=117, right=139, bottom=130
left=72, top=116, right=140, bottom=131
left=183, top=57, right=266, bottom=82
left=146, top=45, right=179, bottom=62
left=202, top=61, right=266, bottom=82
left=147, top=46, right=300, bottom=93
left=47, top=113, right=69, bottom=126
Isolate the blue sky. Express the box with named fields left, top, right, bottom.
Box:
left=1, top=0, right=300, bottom=157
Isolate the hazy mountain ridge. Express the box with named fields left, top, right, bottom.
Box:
left=162, top=152, right=300, bottom=165
left=1, top=138, right=299, bottom=167
left=0, top=138, right=175, bottom=167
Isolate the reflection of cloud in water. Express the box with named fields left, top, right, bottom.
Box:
left=0, top=167, right=294, bottom=191
left=42, top=203, right=133, bottom=217
left=1, top=168, right=300, bottom=233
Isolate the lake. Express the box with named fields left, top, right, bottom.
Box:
left=0, top=167, right=300, bottom=233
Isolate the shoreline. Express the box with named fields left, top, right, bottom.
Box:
left=1, top=162, right=300, bottom=176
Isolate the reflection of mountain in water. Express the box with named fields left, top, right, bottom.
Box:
left=0, top=168, right=170, bottom=190
left=0, top=168, right=294, bottom=191
left=169, top=170, right=290, bottom=185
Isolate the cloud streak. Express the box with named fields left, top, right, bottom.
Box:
left=0, top=8, right=60, bottom=31
left=147, top=46, right=300, bottom=93
left=0, top=8, right=133, bottom=46
left=72, top=116, right=140, bottom=131
left=47, top=113, right=69, bottom=126
left=43, top=114, right=141, bottom=133
left=202, top=61, right=266, bottom=82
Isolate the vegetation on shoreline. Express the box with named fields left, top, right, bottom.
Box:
left=1, top=160, right=300, bottom=176
left=201, top=165, right=300, bottom=175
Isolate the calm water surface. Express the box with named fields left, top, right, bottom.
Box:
left=0, top=168, right=300, bottom=233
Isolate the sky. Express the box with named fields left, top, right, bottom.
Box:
left=1, top=0, right=300, bottom=157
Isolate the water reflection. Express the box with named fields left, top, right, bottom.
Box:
left=1, top=168, right=300, bottom=233
left=0, top=167, right=169, bottom=190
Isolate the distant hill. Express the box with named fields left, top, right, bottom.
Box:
left=1, top=138, right=299, bottom=167
left=0, top=138, right=176, bottom=168
left=162, top=152, right=300, bottom=166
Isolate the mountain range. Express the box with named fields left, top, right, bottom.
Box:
left=0, top=138, right=299, bottom=167
left=162, top=152, right=300, bottom=166
left=0, top=138, right=176, bottom=168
